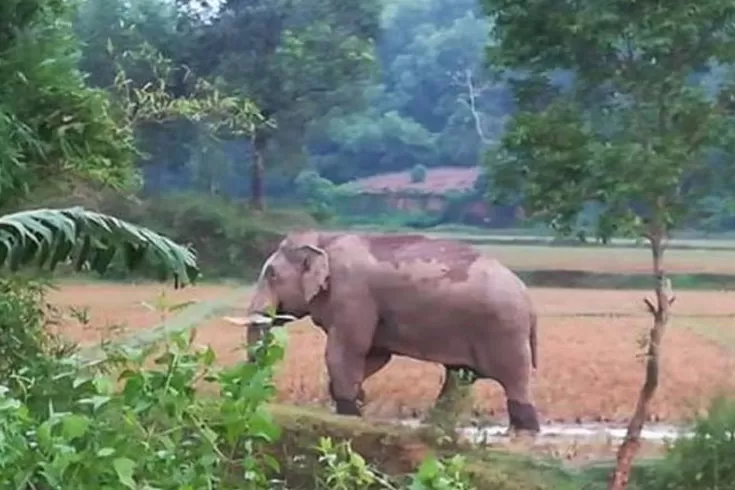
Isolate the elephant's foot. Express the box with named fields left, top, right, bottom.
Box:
left=507, top=399, right=541, bottom=434
left=334, top=398, right=362, bottom=417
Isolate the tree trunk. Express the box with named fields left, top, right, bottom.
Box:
left=249, top=132, right=266, bottom=211
left=608, top=232, right=673, bottom=490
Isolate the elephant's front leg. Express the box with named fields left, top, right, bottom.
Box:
left=324, top=329, right=372, bottom=417
left=328, top=348, right=392, bottom=405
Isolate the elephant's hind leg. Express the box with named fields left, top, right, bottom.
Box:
left=506, top=398, right=540, bottom=433
left=490, top=351, right=540, bottom=433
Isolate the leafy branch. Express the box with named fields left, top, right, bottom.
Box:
left=109, top=39, right=273, bottom=139
left=0, top=207, right=199, bottom=287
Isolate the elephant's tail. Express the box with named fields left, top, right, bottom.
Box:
left=529, top=308, right=538, bottom=370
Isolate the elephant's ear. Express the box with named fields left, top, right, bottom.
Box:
left=300, top=245, right=330, bottom=302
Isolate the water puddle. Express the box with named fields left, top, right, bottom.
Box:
left=398, top=419, right=693, bottom=444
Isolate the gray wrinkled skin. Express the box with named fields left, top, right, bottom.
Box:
left=244, top=230, right=540, bottom=432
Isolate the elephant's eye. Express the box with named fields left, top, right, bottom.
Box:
left=265, top=265, right=278, bottom=280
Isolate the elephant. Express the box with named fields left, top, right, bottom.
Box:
left=241, top=229, right=541, bottom=433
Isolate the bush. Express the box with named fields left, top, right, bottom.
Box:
left=0, top=277, right=84, bottom=413
left=410, top=164, right=428, bottom=183
left=127, top=193, right=317, bottom=279
left=644, top=396, right=735, bottom=489
left=132, top=193, right=287, bottom=278
left=0, top=277, right=61, bottom=377
left=0, top=282, right=287, bottom=488
left=294, top=169, right=339, bottom=223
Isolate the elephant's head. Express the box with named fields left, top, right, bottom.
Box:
left=242, top=230, right=330, bottom=328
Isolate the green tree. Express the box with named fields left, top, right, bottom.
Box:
left=311, top=0, right=510, bottom=182
left=0, top=0, right=138, bottom=208
left=481, top=1, right=735, bottom=488
left=74, top=0, right=182, bottom=89
left=110, top=40, right=265, bottom=153
left=184, top=0, right=381, bottom=209
left=74, top=0, right=266, bottom=196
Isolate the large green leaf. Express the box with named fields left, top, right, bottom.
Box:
left=0, top=206, right=199, bottom=287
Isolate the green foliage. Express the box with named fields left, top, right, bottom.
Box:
left=111, top=40, right=267, bottom=138
left=180, top=0, right=381, bottom=205
left=410, top=164, right=428, bottom=183
left=315, top=437, right=392, bottom=489
left=312, top=0, right=504, bottom=181
left=195, top=0, right=380, bottom=127
left=104, top=192, right=315, bottom=279
left=313, top=437, right=477, bottom=490
left=408, top=454, right=475, bottom=490
left=0, top=277, right=76, bottom=389
left=74, top=0, right=183, bottom=89
left=0, top=206, right=199, bottom=286
left=0, top=277, right=287, bottom=488
left=644, top=396, right=735, bottom=489
left=294, top=169, right=339, bottom=222
left=482, top=0, right=735, bottom=241
left=0, top=0, right=138, bottom=207
left=313, top=107, right=439, bottom=182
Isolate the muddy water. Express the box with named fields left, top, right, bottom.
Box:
left=399, top=420, right=693, bottom=444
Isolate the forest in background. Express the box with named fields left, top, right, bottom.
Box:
left=29, top=0, right=520, bottom=238
left=4, top=0, right=735, bottom=279
left=74, top=0, right=499, bottom=193
left=65, top=0, right=735, bottom=233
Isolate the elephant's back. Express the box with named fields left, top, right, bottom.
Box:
left=360, top=233, right=481, bottom=281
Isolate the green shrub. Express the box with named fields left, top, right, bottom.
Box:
left=644, top=395, right=735, bottom=490
left=0, top=301, right=287, bottom=488
left=410, top=164, right=428, bottom=183
left=313, top=437, right=476, bottom=490
left=130, top=193, right=316, bottom=279
left=294, top=169, right=339, bottom=223
left=0, top=277, right=84, bottom=414
left=0, top=277, right=61, bottom=377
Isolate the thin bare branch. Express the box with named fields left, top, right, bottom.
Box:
left=643, top=297, right=656, bottom=315
left=454, top=68, right=494, bottom=145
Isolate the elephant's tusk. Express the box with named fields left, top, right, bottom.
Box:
left=222, top=313, right=297, bottom=327
left=223, top=316, right=251, bottom=326
left=271, top=313, right=298, bottom=325
left=223, top=314, right=273, bottom=326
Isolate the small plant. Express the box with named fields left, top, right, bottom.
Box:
left=408, top=454, right=475, bottom=490
left=410, top=164, right=428, bottom=183
left=315, top=437, right=392, bottom=490
left=140, top=289, right=198, bottom=323
left=645, top=395, right=735, bottom=490
left=313, top=436, right=477, bottom=490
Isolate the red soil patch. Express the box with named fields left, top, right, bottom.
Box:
left=344, top=166, right=480, bottom=195
left=51, top=283, right=735, bottom=424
